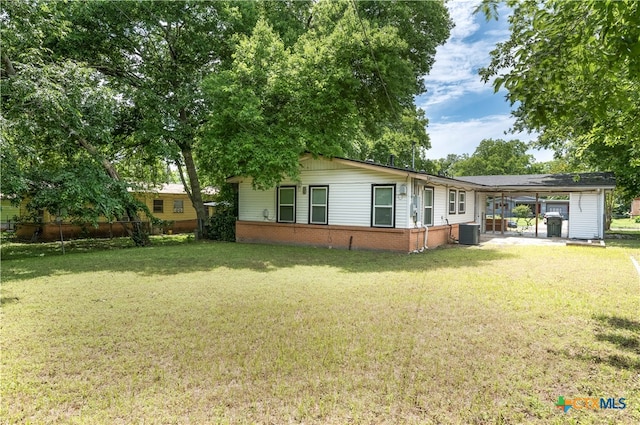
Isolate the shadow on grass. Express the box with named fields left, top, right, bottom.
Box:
left=555, top=315, right=640, bottom=371
left=1, top=240, right=515, bottom=282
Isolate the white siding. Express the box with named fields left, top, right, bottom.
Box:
left=237, top=158, right=411, bottom=228
left=236, top=157, right=477, bottom=229
left=569, top=192, right=604, bottom=239
left=430, top=186, right=475, bottom=226
left=238, top=181, right=277, bottom=222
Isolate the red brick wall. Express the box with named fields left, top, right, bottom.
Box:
left=236, top=221, right=459, bottom=252
left=631, top=198, right=640, bottom=217
left=15, top=219, right=197, bottom=242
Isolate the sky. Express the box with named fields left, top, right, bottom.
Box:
left=416, top=1, right=554, bottom=163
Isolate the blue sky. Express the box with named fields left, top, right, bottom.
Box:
left=416, top=1, right=554, bottom=163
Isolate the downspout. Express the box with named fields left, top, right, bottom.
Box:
left=423, top=224, right=429, bottom=250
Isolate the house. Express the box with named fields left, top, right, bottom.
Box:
left=485, top=195, right=570, bottom=219
left=13, top=184, right=216, bottom=241
left=230, top=155, right=481, bottom=252
left=0, top=195, right=20, bottom=231
left=631, top=198, right=640, bottom=217
left=229, top=155, right=616, bottom=252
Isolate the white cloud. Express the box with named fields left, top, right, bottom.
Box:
left=425, top=115, right=554, bottom=162
left=422, top=1, right=508, bottom=108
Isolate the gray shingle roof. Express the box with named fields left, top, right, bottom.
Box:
left=456, top=172, right=616, bottom=188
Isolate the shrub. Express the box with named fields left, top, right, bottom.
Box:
left=205, top=206, right=236, bottom=241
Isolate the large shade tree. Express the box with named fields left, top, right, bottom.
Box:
left=198, top=0, right=451, bottom=188
left=3, top=0, right=451, bottom=237
left=478, top=0, right=640, bottom=198
left=1, top=1, right=152, bottom=244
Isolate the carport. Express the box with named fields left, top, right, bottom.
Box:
left=456, top=173, right=616, bottom=240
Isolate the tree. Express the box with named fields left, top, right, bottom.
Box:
left=451, top=139, right=539, bottom=176
left=355, top=107, right=435, bottom=172
left=198, top=0, right=451, bottom=188
left=47, top=0, right=265, bottom=236
left=478, top=0, right=640, bottom=198
left=1, top=1, right=151, bottom=244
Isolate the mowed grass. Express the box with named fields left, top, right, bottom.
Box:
left=1, top=240, right=639, bottom=424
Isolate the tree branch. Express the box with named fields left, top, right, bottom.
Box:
left=2, top=53, right=17, bottom=77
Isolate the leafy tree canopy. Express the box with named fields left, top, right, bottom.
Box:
left=450, top=139, right=540, bottom=176
left=198, top=0, right=451, bottom=189
left=478, top=0, right=640, bottom=198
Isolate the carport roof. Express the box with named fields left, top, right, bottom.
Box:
left=456, top=172, right=616, bottom=191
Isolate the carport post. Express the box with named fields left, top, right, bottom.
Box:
left=535, top=192, right=539, bottom=238
left=492, top=195, right=496, bottom=234
left=501, top=192, right=505, bottom=235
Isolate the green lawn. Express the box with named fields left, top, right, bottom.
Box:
left=2, top=240, right=639, bottom=424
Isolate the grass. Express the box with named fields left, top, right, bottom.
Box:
left=2, top=239, right=640, bottom=424
left=611, top=218, right=640, bottom=231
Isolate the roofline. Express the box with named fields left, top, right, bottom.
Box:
left=474, top=185, right=616, bottom=192
left=305, top=154, right=488, bottom=190
left=227, top=154, right=615, bottom=192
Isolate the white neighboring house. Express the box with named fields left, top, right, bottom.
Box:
left=228, top=155, right=616, bottom=251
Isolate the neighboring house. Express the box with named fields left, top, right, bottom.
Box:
left=486, top=195, right=570, bottom=219
left=0, top=195, right=20, bottom=231
left=230, top=155, right=616, bottom=252
left=135, top=183, right=217, bottom=233
left=631, top=198, right=640, bottom=217
left=13, top=184, right=216, bottom=241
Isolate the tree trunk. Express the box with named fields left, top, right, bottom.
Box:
left=181, top=145, right=208, bottom=239
left=76, top=134, right=150, bottom=246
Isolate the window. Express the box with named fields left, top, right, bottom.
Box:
left=458, top=191, right=466, bottom=214
left=423, top=187, right=434, bottom=226
left=277, top=186, right=296, bottom=223
left=153, top=199, right=164, bottom=213
left=173, top=199, right=184, bottom=213
left=449, top=190, right=456, bottom=214
left=309, top=186, right=328, bottom=224
left=372, top=185, right=395, bottom=227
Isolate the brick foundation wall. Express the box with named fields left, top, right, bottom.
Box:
left=236, top=221, right=460, bottom=252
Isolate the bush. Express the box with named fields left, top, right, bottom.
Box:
left=512, top=204, right=532, bottom=219
left=635, top=216, right=640, bottom=223
left=205, top=207, right=236, bottom=241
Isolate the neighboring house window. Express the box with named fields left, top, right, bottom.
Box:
left=277, top=186, right=296, bottom=223
left=153, top=199, right=164, bottom=213
left=309, top=186, right=328, bottom=225
left=173, top=199, right=184, bottom=213
left=449, top=190, right=456, bottom=214
left=372, top=184, right=395, bottom=227
left=458, top=191, right=466, bottom=214
left=423, top=187, right=434, bottom=226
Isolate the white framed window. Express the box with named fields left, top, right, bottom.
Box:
left=309, top=186, right=328, bottom=225
left=173, top=199, right=184, bottom=213
left=423, top=187, right=434, bottom=226
left=449, top=190, right=456, bottom=215
left=458, top=191, right=466, bottom=214
left=277, top=186, right=296, bottom=223
left=372, top=185, right=395, bottom=227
